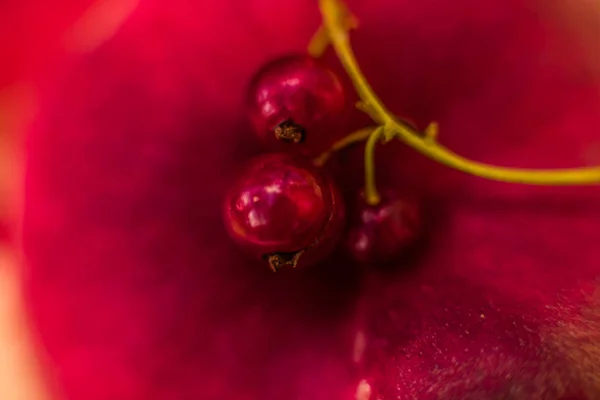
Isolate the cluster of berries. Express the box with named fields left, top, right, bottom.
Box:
left=222, top=55, right=420, bottom=272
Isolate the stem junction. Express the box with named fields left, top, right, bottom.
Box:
left=310, top=0, right=600, bottom=205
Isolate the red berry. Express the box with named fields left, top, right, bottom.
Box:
left=347, top=191, right=421, bottom=264
left=246, top=55, right=346, bottom=156
left=223, top=153, right=345, bottom=271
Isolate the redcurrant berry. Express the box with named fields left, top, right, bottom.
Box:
left=223, top=153, right=345, bottom=271
left=246, top=55, right=346, bottom=156
left=346, top=191, right=421, bottom=264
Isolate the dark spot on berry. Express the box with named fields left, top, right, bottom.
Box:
left=264, top=250, right=305, bottom=272
left=274, top=119, right=305, bottom=144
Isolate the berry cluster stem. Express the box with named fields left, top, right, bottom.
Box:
left=310, top=0, right=600, bottom=205
left=364, top=126, right=384, bottom=205
left=313, top=126, right=375, bottom=166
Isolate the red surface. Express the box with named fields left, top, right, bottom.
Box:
left=15, top=0, right=600, bottom=399
left=0, top=0, right=96, bottom=87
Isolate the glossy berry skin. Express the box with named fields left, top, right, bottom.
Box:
left=223, top=153, right=345, bottom=271
left=246, top=55, right=346, bottom=156
left=347, top=191, right=421, bottom=265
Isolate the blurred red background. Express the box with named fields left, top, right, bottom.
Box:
left=2, top=1, right=600, bottom=399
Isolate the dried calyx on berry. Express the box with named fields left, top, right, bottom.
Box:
left=274, top=119, right=305, bottom=144
left=264, top=251, right=305, bottom=272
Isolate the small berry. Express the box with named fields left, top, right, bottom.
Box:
left=246, top=55, right=346, bottom=156
left=223, top=153, right=344, bottom=271
left=347, top=191, right=421, bottom=265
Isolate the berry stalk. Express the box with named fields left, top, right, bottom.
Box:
left=310, top=0, right=600, bottom=206
left=364, top=126, right=384, bottom=205
left=313, top=126, right=375, bottom=167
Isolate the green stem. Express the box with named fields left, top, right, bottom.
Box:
left=313, top=126, right=376, bottom=166
left=364, top=127, right=384, bottom=205
left=315, top=0, right=600, bottom=187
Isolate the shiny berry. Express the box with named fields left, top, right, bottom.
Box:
left=223, top=153, right=345, bottom=271
left=347, top=191, right=421, bottom=265
left=246, top=55, right=346, bottom=156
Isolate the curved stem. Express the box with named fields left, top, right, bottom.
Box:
left=318, top=0, right=600, bottom=186
left=313, top=126, right=376, bottom=166
left=308, top=12, right=358, bottom=58
left=364, top=127, right=385, bottom=205
left=307, top=25, right=330, bottom=58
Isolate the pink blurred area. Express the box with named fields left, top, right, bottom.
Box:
left=2, top=1, right=600, bottom=400
left=0, top=1, right=96, bottom=87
